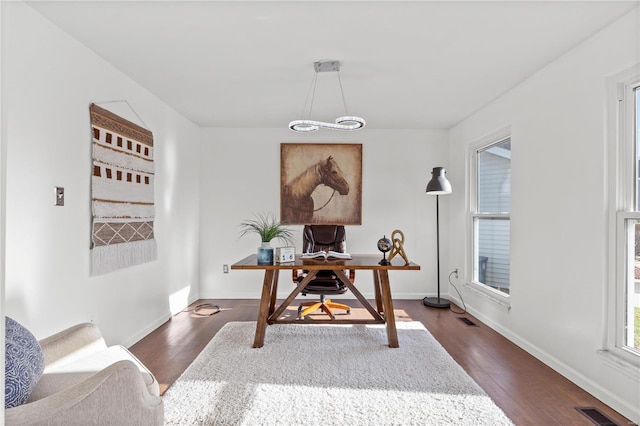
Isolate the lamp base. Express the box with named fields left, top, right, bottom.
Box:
left=422, top=296, right=450, bottom=309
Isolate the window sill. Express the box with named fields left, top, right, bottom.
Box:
left=596, top=349, right=640, bottom=380
left=464, top=282, right=511, bottom=312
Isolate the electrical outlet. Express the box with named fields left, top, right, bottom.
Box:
left=223, top=264, right=229, bottom=274
left=453, top=268, right=459, bottom=278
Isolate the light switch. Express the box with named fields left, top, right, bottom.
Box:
left=55, top=187, right=64, bottom=206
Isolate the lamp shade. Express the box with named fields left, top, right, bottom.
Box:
left=426, top=167, right=452, bottom=195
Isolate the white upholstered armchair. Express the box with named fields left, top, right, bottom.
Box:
left=5, top=322, right=163, bottom=426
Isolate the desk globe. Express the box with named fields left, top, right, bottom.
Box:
left=377, top=236, right=392, bottom=265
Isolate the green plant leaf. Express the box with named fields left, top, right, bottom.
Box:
left=239, top=212, right=294, bottom=244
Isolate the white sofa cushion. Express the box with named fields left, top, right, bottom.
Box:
left=29, top=345, right=158, bottom=402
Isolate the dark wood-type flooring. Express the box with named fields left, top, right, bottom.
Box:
left=130, top=298, right=634, bottom=425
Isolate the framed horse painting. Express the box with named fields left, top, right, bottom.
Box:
left=281, top=143, right=362, bottom=225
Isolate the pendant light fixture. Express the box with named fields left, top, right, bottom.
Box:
left=289, top=60, right=366, bottom=132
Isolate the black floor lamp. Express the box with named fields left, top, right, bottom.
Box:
left=423, top=166, right=452, bottom=309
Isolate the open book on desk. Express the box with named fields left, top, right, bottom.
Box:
left=300, top=251, right=352, bottom=260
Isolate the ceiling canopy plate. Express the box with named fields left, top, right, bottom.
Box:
left=314, top=61, right=340, bottom=73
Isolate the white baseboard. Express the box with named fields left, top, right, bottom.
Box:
left=450, top=294, right=639, bottom=424
left=123, top=312, right=171, bottom=348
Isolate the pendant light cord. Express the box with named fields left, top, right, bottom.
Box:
left=300, top=68, right=350, bottom=118
left=299, top=70, right=318, bottom=120
left=337, top=71, right=350, bottom=116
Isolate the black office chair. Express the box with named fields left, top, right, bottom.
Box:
left=293, top=225, right=354, bottom=319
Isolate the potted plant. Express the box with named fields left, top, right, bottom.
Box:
left=239, top=212, right=294, bottom=264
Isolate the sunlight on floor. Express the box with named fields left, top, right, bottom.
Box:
left=276, top=302, right=413, bottom=322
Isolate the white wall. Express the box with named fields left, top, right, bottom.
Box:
left=1, top=1, right=6, bottom=421
left=2, top=2, right=201, bottom=346
left=448, top=7, right=640, bottom=422
left=199, top=128, right=450, bottom=299
left=4, top=0, right=637, bottom=422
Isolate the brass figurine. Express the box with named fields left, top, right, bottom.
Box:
left=387, top=229, right=410, bottom=265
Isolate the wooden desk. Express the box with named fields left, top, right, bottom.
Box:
left=231, top=254, right=421, bottom=348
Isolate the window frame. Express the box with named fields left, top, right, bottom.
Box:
left=467, top=128, right=512, bottom=309
left=605, top=66, right=640, bottom=371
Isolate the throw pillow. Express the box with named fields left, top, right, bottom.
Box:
left=5, top=316, right=45, bottom=408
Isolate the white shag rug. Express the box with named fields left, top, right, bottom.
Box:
left=163, top=321, right=513, bottom=425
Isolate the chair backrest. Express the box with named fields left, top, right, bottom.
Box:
left=297, top=224, right=354, bottom=289
left=302, top=225, right=347, bottom=254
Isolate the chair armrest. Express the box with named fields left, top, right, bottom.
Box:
left=39, top=323, right=107, bottom=370
left=5, top=360, right=163, bottom=426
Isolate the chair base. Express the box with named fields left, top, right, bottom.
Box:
left=298, top=295, right=351, bottom=319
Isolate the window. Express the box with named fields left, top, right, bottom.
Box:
left=611, top=74, right=640, bottom=364
left=629, top=85, right=640, bottom=354
left=472, top=137, right=511, bottom=295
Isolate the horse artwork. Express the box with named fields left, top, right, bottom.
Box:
left=282, top=156, right=349, bottom=223
left=281, top=143, right=362, bottom=225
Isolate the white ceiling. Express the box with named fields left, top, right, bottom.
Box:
left=26, top=1, right=639, bottom=130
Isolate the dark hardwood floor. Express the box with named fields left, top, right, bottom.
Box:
left=129, top=298, right=634, bottom=426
